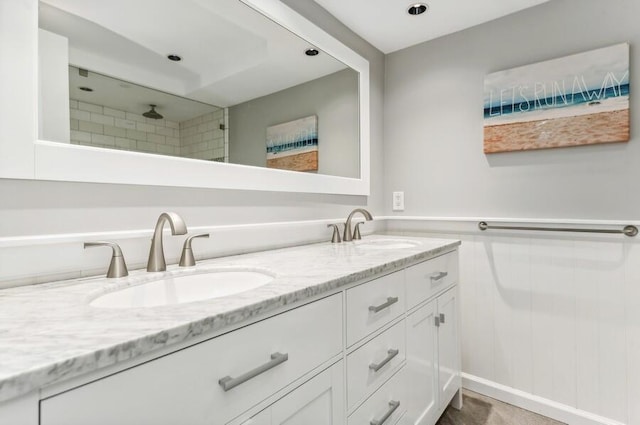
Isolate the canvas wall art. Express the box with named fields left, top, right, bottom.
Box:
left=483, top=43, right=629, bottom=153
left=266, top=115, right=318, bottom=172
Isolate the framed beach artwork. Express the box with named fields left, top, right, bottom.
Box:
left=266, top=115, right=318, bottom=172
left=483, top=43, right=630, bottom=153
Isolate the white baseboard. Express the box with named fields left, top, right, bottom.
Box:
left=462, top=373, right=626, bottom=425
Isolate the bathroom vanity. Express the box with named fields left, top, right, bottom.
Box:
left=3, top=0, right=459, bottom=422
left=0, top=236, right=461, bottom=425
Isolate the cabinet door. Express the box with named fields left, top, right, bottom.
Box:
left=436, top=287, right=460, bottom=411
left=271, top=361, right=344, bottom=425
left=405, top=300, right=438, bottom=425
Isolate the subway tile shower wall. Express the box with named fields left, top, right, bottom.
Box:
left=179, top=110, right=226, bottom=161
left=69, top=100, right=227, bottom=161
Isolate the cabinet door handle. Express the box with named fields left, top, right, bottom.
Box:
left=439, top=313, right=445, bottom=324
left=369, top=348, right=399, bottom=372
left=369, top=296, right=399, bottom=313
left=430, top=271, right=448, bottom=281
left=370, top=400, right=400, bottom=425
left=218, top=352, right=288, bottom=391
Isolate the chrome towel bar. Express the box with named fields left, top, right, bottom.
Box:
left=478, top=221, right=638, bottom=237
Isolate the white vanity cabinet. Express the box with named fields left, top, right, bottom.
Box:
left=1, top=245, right=460, bottom=425
left=404, top=268, right=461, bottom=425
left=40, top=294, right=343, bottom=425
left=347, top=251, right=461, bottom=425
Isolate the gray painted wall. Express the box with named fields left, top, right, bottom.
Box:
left=384, top=0, right=638, bottom=220
left=283, top=0, right=386, bottom=214
left=229, top=69, right=359, bottom=178
left=0, top=1, right=384, bottom=240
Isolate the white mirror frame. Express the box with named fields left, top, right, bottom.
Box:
left=0, top=0, right=369, bottom=195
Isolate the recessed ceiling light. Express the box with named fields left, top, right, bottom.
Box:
left=407, top=3, right=428, bottom=15
left=78, top=86, right=93, bottom=92
left=305, top=48, right=319, bottom=57
left=167, top=54, right=182, bottom=62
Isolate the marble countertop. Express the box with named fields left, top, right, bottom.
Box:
left=0, top=235, right=460, bottom=403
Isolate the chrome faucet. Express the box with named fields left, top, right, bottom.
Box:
left=147, top=212, right=188, bottom=272
left=343, top=208, right=373, bottom=242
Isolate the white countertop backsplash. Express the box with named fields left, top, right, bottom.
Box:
left=0, top=235, right=460, bottom=402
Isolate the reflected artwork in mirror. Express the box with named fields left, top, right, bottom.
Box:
left=38, top=0, right=360, bottom=178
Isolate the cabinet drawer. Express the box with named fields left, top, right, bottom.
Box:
left=347, top=320, right=405, bottom=409
left=230, top=361, right=344, bottom=425
left=346, top=270, right=405, bottom=346
left=348, top=367, right=407, bottom=425
left=41, top=294, right=343, bottom=425
left=405, top=252, right=458, bottom=309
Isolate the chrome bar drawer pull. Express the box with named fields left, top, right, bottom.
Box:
left=439, top=313, right=445, bottom=324
left=369, top=348, right=399, bottom=372
left=369, top=297, right=399, bottom=313
left=370, top=400, right=400, bottom=425
left=430, top=271, right=448, bottom=281
left=218, top=352, right=288, bottom=392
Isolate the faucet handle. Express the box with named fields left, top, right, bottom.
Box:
left=84, top=241, right=129, bottom=278
left=327, top=224, right=342, bottom=243
left=179, top=233, right=210, bottom=267
left=353, top=222, right=364, bottom=240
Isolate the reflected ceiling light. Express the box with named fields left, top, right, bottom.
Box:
left=167, top=54, right=182, bottom=62
left=143, top=104, right=163, bottom=120
left=407, top=3, right=429, bottom=15
left=305, top=48, right=319, bottom=56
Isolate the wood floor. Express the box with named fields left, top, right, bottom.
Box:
left=436, top=390, right=565, bottom=425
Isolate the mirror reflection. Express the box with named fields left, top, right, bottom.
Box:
left=68, top=66, right=227, bottom=162
left=38, top=0, right=360, bottom=178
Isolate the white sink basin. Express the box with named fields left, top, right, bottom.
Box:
left=90, top=270, right=274, bottom=308
left=355, top=239, right=421, bottom=250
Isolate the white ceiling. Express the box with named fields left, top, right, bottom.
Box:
left=313, top=0, right=551, bottom=53
left=68, top=66, right=220, bottom=123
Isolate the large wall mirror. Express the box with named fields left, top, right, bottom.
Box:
left=0, top=0, right=369, bottom=194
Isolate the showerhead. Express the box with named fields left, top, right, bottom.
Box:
left=143, top=104, right=163, bottom=120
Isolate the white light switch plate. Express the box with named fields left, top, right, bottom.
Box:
left=392, top=191, right=404, bottom=211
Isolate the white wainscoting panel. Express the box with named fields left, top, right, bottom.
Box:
left=2, top=215, right=639, bottom=425
left=385, top=218, right=639, bottom=425
left=626, top=242, right=640, bottom=425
